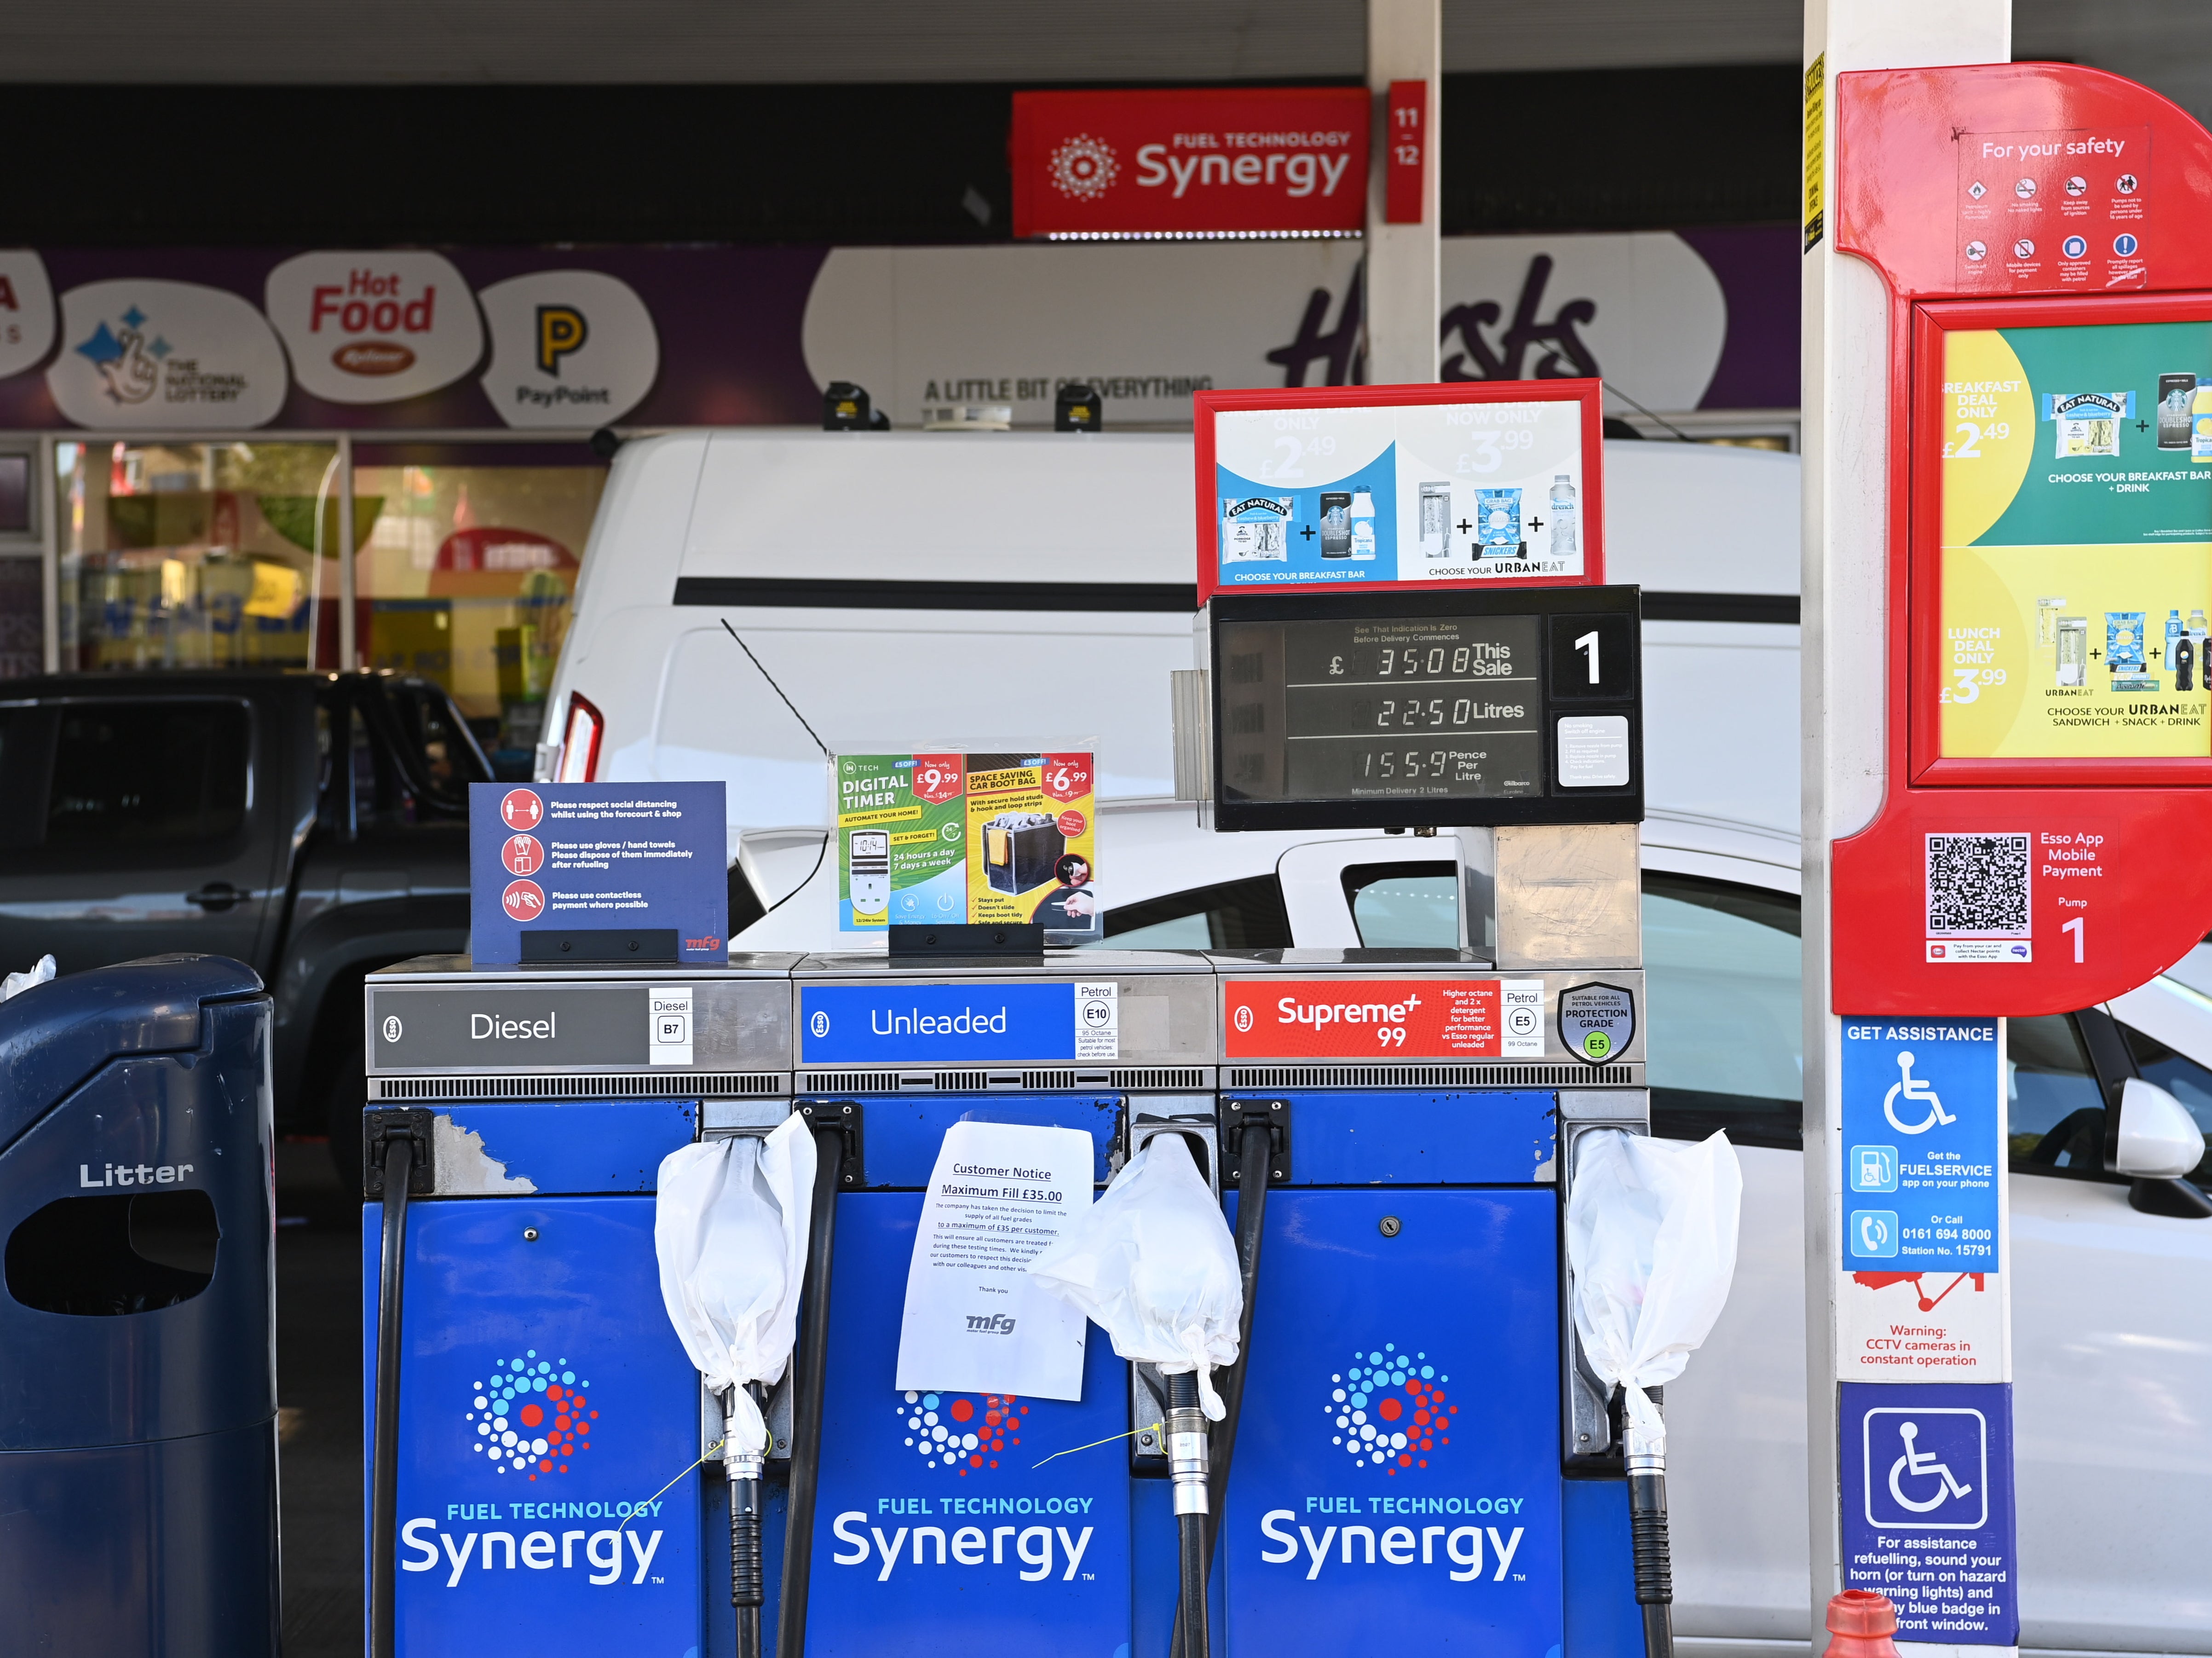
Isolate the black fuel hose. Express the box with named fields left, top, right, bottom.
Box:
left=732, top=1384, right=765, bottom=1658
left=370, top=1133, right=415, bottom=1658
left=1171, top=1120, right=1273, bottom=1658
left=1167, top=1368, right=1212, bottom=1658
left=1630, top=1463, right=1675, bottom=1658
left=776, top=1120, right=848, bottom=1658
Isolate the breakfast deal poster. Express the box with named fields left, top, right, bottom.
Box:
left=1937, top=319, right=2212, bottom=759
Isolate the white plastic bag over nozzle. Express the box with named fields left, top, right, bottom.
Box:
left=1028, top=1131, right=1242, bottom=1419
left=1565, top=1128, right=1743, bottom=1463
left=654, top=1114, right=818, bottom=1458
left=2, top=955, right=55, bottom=1001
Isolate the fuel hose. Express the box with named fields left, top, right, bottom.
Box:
left=729, top=1383, right=766, bottom=1658
left=369, top=1130, right=416, bottom=1658
left=1171, top=1115, right=1274, bottom=1658
left=776, top=1116, right=850, bottom=1658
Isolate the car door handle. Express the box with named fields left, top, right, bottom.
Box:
left=186, top=883, right=242, bottom=912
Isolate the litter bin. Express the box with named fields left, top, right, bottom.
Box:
left=0, top=954, right=279, bottom=1656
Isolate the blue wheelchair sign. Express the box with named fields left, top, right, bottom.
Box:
left=1863, top=1405, right=1987, bottom=1529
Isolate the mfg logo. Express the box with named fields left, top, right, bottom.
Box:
left=965, top=1313, right=1018, bottom=1334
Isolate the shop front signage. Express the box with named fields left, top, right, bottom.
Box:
left=265, top=250, right=484, bottom=404
left=476, top=270, right=662, bottom=430
left=0, top=251, right=56, bottom=382
left=46, top=277, right=288, bottom=429
left=1010, top=87, right=1369, bottom=240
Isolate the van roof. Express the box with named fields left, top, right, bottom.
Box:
left=668, top=427, right=1799, bottom=599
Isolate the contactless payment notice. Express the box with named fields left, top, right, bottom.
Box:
left=468, top=781, right=728, bottom=964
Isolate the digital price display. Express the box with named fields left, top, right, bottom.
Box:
left=1209, top=586, right=1642, bottom=830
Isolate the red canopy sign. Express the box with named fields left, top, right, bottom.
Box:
left=1011, top=87, right=1369, bottom=240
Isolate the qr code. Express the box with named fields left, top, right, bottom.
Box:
left=1925, top=832, right=2031, bottom=936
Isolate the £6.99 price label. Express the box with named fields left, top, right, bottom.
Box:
left=1223, top=978, right=1545, bottom=1059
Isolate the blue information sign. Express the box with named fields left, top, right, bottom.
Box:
left=800, top=982, right=1077, bottom=1065
left=1839, top=1019, right=2002, bottom=1273
left=469, top=782, right=728, bottom=965
left=1839, top=1382, right=2018, bottom=1646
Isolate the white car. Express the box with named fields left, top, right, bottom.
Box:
left=543, top=430, right=2212, bottom=1656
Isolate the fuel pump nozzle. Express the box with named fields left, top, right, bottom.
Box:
left=724, top=1383, right=767, bottom=1658
left=1030, top=1130, right=1243, bottom=1658
left=1565, top=1128, right=1743, bottom=1658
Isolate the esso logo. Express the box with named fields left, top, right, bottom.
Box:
left=501, top=880, right=546, bottom=921
left=809, top=1010, right=831, bottom=1038
left=501, top=789, right=544, bottom=831
left=382, top=1015, right=403, bottom=1043
left=1234, top=1005, right=1255, bottom=1033
left=501, top=833, right=544, bottom=875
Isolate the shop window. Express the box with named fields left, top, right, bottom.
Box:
left=2006, top=1013, right=2112, bottom=1177
left=353, top=450, right=605, bottom=763
left=1088, top=875, right=1292, bottom=951
left=1644, top=872, right=1804, bottom=1148
left=56, top=440, right=345, bottom=672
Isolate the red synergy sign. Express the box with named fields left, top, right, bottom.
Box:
left=1011, top=87, right=1369, bottom=240
left=1224, top=978, right=1505, bottom=1059
left=1830, top=64, right=2212, bottom=1012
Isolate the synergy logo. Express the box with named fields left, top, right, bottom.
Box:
left=1329, top=1342, right=1456, bottom=1474
left=898, top=1389, right=1027, bottom=1475
left=1048, top=134, right=1120, bottom=201
left=467, top=1351, right=598, bottom=1479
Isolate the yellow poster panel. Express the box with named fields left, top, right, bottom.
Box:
left=963, top=756, right=1099, bottom=944
left=1940, top=543, right=2212, bottom=757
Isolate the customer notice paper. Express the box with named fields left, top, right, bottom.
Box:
left=895, top=1122, right=1094, bottom=1399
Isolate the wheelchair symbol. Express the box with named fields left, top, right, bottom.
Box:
left=1883, top=1051, right=1957, bottom=1135
left=1889, top=1421, right=1975, bottom=1513
left=1863, top=1406, right=1988, bottom=1529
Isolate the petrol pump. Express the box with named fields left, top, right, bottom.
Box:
left=359, top=376, right=1741, bottom=1658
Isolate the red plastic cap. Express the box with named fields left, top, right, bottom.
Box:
left=1829, top=1590, right=1899, bottom=1637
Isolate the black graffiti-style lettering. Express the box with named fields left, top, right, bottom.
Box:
left=1266, top=261, right=1365, bottom=388
left=1440, top=256, right=1600, bottom=383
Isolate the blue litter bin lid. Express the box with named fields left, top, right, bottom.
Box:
left=0, top=954, right=264, bottom=1152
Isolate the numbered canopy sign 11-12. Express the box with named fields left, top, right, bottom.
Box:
left=1192, top=381, right=1607, bottom=604
left=1828, top=63, right=2212, bottom=1013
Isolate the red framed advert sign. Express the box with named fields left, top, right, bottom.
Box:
left=1192, top=380, right=1607, bottom=605
left=1827, top=62, right=2212, bottom=1013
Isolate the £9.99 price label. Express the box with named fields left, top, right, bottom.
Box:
left=1223, top=978, right=1544, bottom=1058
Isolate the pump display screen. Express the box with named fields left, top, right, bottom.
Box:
left=1220, top=613, right=1543, bottom=801
left=1208, top=586, right=1642, bottom=830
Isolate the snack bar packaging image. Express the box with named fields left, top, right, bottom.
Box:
left=963, top=750, right=1101, bottom=946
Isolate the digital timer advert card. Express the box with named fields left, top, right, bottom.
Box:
left=835, top=753, right=969, bottom=932
left=467, top=781, right=728, bottom=964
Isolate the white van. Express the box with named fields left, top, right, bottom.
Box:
left=541, top=430, right=2210, bottom=1658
